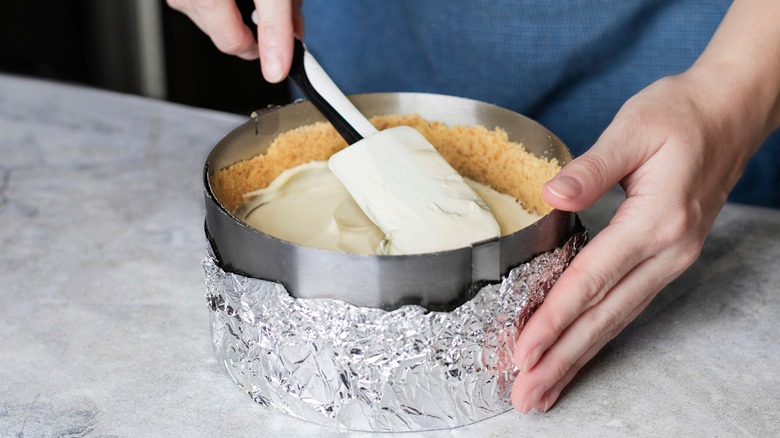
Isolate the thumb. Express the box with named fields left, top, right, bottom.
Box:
left=543, top=133, right=646, bottom=212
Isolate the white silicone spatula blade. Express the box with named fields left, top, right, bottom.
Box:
left=329, top=126, right=500, bottom=254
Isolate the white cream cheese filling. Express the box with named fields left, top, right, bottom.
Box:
left=328, top=126, right=500, bottom=254
left=236, top=161, right=541, bottom=255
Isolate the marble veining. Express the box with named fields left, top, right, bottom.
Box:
left=0, top=74, right=778, bottom=437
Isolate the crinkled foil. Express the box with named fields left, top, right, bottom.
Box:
left=203, top=231, right=587, bottom=432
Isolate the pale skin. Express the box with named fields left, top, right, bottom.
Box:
left=168, top=0, right=780, bottom=413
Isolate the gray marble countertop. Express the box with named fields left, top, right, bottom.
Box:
left=1, top=74, right=778, bottom=437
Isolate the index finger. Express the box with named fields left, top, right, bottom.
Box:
left=253, top=0, right=295, bottom=83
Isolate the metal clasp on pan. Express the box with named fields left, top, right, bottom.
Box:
left=471, top=236, right=501, bottom=283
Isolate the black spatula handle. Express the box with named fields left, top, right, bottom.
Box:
left=288, top=39, right=369, bottom=145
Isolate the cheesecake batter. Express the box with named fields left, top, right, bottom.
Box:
left=328, top=126, right=500, bottom=255
left=236, top=161, right=541, bottom=255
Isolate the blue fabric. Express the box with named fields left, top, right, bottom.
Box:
left=301, top=0, right=780, bottom=207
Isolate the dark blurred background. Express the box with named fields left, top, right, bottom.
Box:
left=0, top=1, right=291, bottom=115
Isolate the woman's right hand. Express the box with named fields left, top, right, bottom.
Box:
left=166, top=0, right=303, bottom=83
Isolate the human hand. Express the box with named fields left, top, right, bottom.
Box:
left=166, top=0, right=303, bottom=83
left=510, top=67, right=766, bottom=413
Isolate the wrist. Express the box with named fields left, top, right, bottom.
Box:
left=688, top=0, right=780, bottom=142
left=684, top=59, right=776, bottom=149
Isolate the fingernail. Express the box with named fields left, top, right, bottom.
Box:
left=262, top=48, right=285, bottom=83
left=543, top=387, right=562, bottom=412
left=545, top=175, right=582, bottom=200
left=523, top=346, right=542, bottom=372
left=521, top=385, right=548, bottom=414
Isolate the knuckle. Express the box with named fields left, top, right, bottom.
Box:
left=666, top=215, right=688, bottom=241
left=257, top=21, right=285, bottom=39
left=675, top=240, right=704, bottom=271
left=568, top=357, right=586, bottom=377
left=213, top=34, right=251, bottom=55
left=574, top=153, right=611, bottom=186
left=567, top=263, right=611, bottom=309
left=515, top=310, right=569, bottom=350
left=166, top=0, right=188, bottom=10
left=656, top=201, right=704, bottom=249
left=535, top=303, right=570, bottom=338
left=549, top=355, right=576, bottom=382
left=589, top=306, right=625, bottom=342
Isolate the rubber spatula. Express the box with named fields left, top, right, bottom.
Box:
left=287, top=39, right=500, bottom=255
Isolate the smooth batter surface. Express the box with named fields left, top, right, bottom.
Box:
left=236, top=161, right=541, bottom=255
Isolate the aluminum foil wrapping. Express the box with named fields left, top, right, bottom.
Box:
left=204, top=230, right=587, bottom=432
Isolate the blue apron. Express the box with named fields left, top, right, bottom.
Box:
left=301, top=0, right=780, bottom=207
